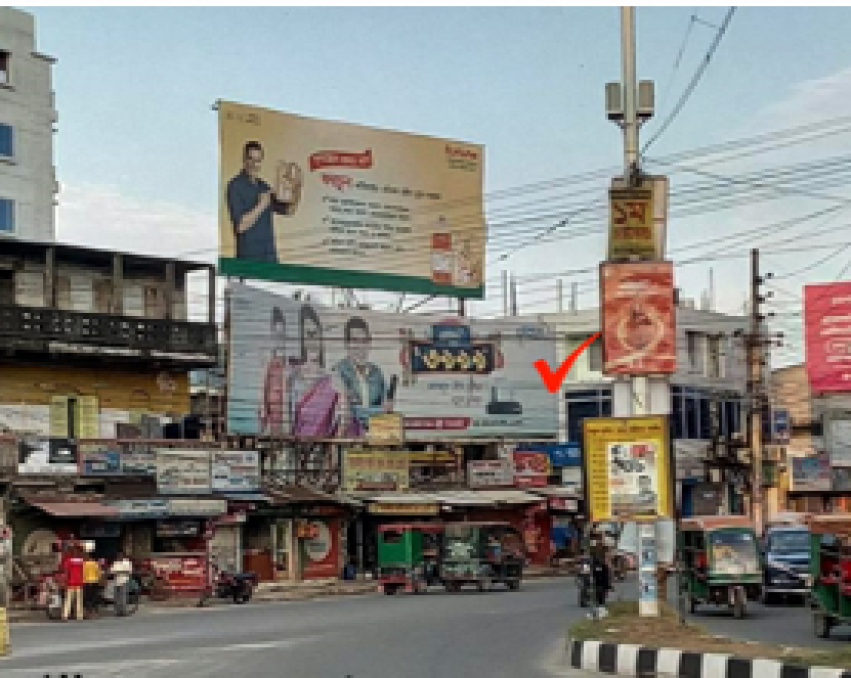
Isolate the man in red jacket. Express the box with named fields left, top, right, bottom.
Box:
left=61, top=544, right=85, bottom=621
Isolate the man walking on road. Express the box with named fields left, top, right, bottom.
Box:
left=110, top=552, right=133, bottom=617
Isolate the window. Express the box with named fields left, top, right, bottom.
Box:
left=671, top=386, right=685, bottom=439
left=699, top=397, right=712, bottom=439
left=686, top=331, right=699, bottom=370
left=565, top=388, right=612, bottom=442
left=0, top=198, right=13, bottom=234
left=707, top=335, right=722, bottom=378
left=0, top=51, right=9, bottom=85
left=588, top=341, right=603, bottom=372
left=0, top=124, right=12, bottom=158
left=684, top=394, right=699, bottom=439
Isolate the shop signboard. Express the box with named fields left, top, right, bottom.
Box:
left=790, top=453, right=832, bottom=492
left=600, top=261, right=676, bottom=375
left=151, top=554, right=207, bottom=592
left=582, top=416, right=673, bottom=522
left=468, top=459, right=514, bottom=488
left=78, top=447, right=156, bottom=476
left=104, top=498, right=226, bottom=519
left=367, top=502, right=440, bottom=515
left=156, top=520, right=201, bottom=538
left=367, top=413, right=405, bottom=445
left=155, top=449, right=212, bottom=495
left=343, top=450, right=410, bottom=492
left=217, top=100, right=485, bottom=298
left=211, top=450, right=260, bottom=493
left=824, top=411, right=851, bottom=467
left=833, top=466, right=851, bottom=492
left=560, top=466, right=583, bottom=493
left=772, top=409, right=791, bottom=445
left=512, top=451, right=552, bottom=487
left=804, top=282, right=851, bottom=392
left=227, top=284, right=557, bottom=440
left=518, top=442, right=580, bottom=468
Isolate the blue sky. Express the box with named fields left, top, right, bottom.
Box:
left=20, top=6, right=851, bottom=363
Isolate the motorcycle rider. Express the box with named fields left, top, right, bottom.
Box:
left=589, top=533, right=613, bottom=609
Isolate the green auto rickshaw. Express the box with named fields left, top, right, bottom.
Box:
left=440, top=522, right=524, bottom=593
left=376, top=523, right=444, bottom=595
left=809, top=514, right=851, bottom=638
left=679, top=516, right=763, bottom=618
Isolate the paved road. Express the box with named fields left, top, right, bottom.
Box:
left=2, top=579, right=594, bottom=678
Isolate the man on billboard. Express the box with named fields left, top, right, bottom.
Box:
left=259, top=307, right=292, bottom=436
left=226, top=141, right=303, bottom=262
left=334, top=317, right=394, bottom=435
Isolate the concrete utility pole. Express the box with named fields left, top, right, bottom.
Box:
left=748, top=248, right=765, bottom=534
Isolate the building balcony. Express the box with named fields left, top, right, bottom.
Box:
left=0, top=304, right=217, bottom=367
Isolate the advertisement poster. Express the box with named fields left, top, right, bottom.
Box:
left=790, top=453, right=832, bottom=492
left=582, top=416, right=672, bottom=522
left=156, top=449, right=212, bottom=495
left=607, top=176, right=668, bottom=260
left=301, top=518, right=341, bottom=580
left=151, top=555, right=207, bottom=592
left=227, top=283, right=557, bottom=439
left=804, top=282, right=851, bottom=392
left=366, top=413, right=405, bottom=445
left=468, top=460, right=514, bottom=487
left=343, top=450, right=410, bottom=492
left=77, top=447, right=156, bottom=476
left=211, top=450, right=260, bottom=493
left=512, top=451, right=552, bottom=487
left=824, top=412, right=851, bottom=466
left=600, top=261, right=676, bottom=375
left=218, top=100, right=485, bottom=298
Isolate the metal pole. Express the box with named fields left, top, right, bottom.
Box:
left=571, top=282, right=578, bottom=313
left=621, top=6, right=638, bottom=182
left=749, top=248, right=765, bottom=534
left=557, top=279, right=564, bottom=313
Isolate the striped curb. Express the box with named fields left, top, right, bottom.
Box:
left=568, top=638, right=851, bottom=678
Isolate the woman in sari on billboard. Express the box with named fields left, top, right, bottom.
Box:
left=289, top=304, right=344, bottom=438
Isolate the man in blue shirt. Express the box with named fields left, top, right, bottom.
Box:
left=226, top=141, right=301, bottom=262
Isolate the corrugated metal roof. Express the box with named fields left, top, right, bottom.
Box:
left=27, top=500, right=119, bottom=518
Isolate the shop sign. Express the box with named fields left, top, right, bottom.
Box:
left=560, top=467, right=582, bottom=493
left=512, top=451, right=551, bottom=487
left=105, top=498, right=226, bottom=519
left=167, top=499, right=227, bottom=517
left=156, top=449, right=212, bottom=494
left=582, top=415, right=673, bottom=522
left=343, top=450, right=409, bottom=492
left=78, top=448, right=156, bottom=476
left=468, top=460, right=513, bottom=487
left=151, top=554, right=207, bottom=592
left=367, top=502, right=440, bottom=515
left=517, top=442, right=581, bottom=468
left=211, top=450, right=260, bottom=493
left=408, top=449, right=459, bottom=466
left=367, top=413, right=405, bottom=445
left=790, top=453, right=831, bottom=492
left=156, top=520, right=201, bottom=538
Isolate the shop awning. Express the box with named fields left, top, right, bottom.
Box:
left=219, top=493, right=271, bottom=503
left=435, top=490, right=544, bottom=507
left=28, top=500, right=119, bottom=518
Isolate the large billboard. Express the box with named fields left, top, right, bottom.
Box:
left=601, top=261, right=676, bottom=375
left=804, top=282, right=851, bottom=392
left=581, top=415, right=672, bottom=522
left=218, top=100, right=485, bottom=298
left=227, top=283, right=557, bottom=440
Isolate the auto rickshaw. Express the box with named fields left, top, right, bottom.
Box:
left=440, top=522, right=524, bottom=592
left=376, top=523, right=444, bottom=595
left=808, top=514, right=851, bottom=638
left=679, top=516, right=763, bottom=618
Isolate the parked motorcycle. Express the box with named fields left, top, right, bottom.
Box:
left=198, top=566, right=258, bottom=606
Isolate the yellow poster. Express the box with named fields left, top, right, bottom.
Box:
left=367, top=413, right=405, bottom=445
left=343, top=450, right=410, bottom=492
left=607, top=176, right=668, bottom=260
left=582, top=416, right=672, bottom=522
left=49, top=395, right=70, bottom=438
left=76, top=395, right=100, bottom=439
left=218, top=100, right=485, bottom=298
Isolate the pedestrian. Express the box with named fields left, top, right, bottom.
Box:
left=110, top=552, right=133, bottom=617
left=61, top=544, right=85, bottom=622
left=83, top=551, right=102, bottom=618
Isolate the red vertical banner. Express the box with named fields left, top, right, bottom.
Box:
left=804, top=282, right=851, bottom=392
left=301, top=518, right=341, bottom=580
left=601, top=261, right=676, bottom=375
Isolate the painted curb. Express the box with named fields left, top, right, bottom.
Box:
left=567, top=637, right=851, bottom=678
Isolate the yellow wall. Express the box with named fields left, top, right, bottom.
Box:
left=0, top=364, right=189, bottom=414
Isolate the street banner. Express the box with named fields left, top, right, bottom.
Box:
left=343, top=450, right=410, bottom=492
left=512, top=451, right=552, bottom=487
left=468, top=459, right=514, bottom=487
left=581, top=416, right=672, bottom=522
left=804, top=281, right=851, bottom=392
left=227, top=283, right=557, bottom=440
left=155, top=449, right=212, bottom=495
left=601, top=261, right=676, bottom=375
left=218, top=100, right=485, bottom=298
left=790, top=453, right=831, bottom=492
left=211, top=450, right=260, bottom=493
left=607, top=176, right=668, bottom=260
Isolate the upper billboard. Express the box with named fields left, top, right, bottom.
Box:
left=804, top=282, right=851, bottom=392
left=218, top=100, right=485, bottom=298
left=601, top=261, right=676, bottom=375
left=227, top=283, right=557, bottom=440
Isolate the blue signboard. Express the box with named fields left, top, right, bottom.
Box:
left=518, top=442, right=581, bottom=467
left=773, top=409, right=791, bottom=445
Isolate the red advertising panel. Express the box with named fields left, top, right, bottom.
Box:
left=151, top=555, right=208, bottom=592
left=301, top=518, right=341, bottom=580
left=804, top=282, right=851, bottom=392
left=513, top=451, right=551, bottom=487
left=601, top=261, right=676, bottom=375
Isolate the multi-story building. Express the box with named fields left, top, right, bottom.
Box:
left=0, top=7, right=58, bottom=242
left=534, top=294, right=751, bottom=516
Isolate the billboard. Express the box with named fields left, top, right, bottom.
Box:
left=582, top=416, right=672, bottom=522
left=468, top=460, right=514, bottom=487
left=607, top=176, right=669, bottom=260
left=512, top=451, right=552, bottom=487
left=218, top=100, right=485, bottom=298
left=343, top=450, right=409, bottom=492
left=804, top=282, right=851, bottom=392
left=601, top=261, right=676, bottom=375
left=227, top=283, right=557, bottom=439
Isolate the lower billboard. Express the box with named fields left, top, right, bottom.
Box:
left=343, top=450, right=409, bottom=492
left=601, top=261, right=676, bottom=375
left=582, top=415, right=672, bottom=522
